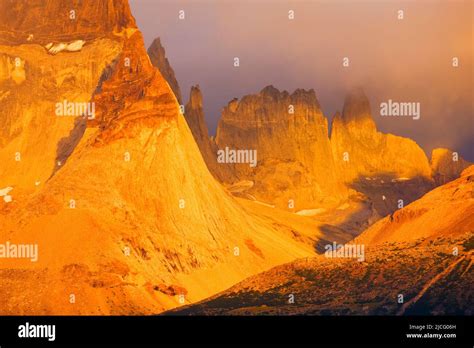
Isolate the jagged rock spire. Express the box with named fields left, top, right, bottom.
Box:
left=147, top=37, right=182, bottom=104
left=341, top=87, right=374, bottom=125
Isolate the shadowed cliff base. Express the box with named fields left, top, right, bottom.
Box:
left=314, top=172, right=436, bottom=243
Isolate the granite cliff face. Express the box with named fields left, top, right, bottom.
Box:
left=147, top=37, right=182, bottom=104
left=0, top=0, right=131, bottom=191
left=146, top=40, right=231, bottom=181
left=183, top=85, right=232, bottom=181
left=215, top=85, right=347, bottom=210
left=87, top=31, right=177, bottom=140
left=330, top=88, right=432, bottom=183
left=326, top=89, right=439, bottom=225
left=0, top=0, right=136, bottom=45
left=0, top=0, right=315, bottom=315
left=184, top=86, right=207, bottom=149
left=212, top=86, right=467, bottom=234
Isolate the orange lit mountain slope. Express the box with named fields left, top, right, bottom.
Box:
left=169, top=166, right=473, bottom=315
left=0, top=0, right=320, bottom=315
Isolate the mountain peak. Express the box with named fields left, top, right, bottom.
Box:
left=149, top=36, right=163, bottom=48
left=341, top=87, right=373, bottom=124
left=88, top=31, right=178, bottom=142
left=183, top=85, right=232, bottom=181
left=188, top=85, right=203, bottom=109
left=147, top=36, right=182, bottom=103
left=260, top=85, right=282, bottom=99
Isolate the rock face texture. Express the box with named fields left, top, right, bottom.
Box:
left=170, top=166, right=474, bottom=315
left=146, top=41, right=230, bottom=181
left=211, top=86, right=469, bottom=236
left=215, top=85, right=347, bottom=209
left=147, top=37, right=182, bottom=104
left=430, top=148, right=472, bottom=185
left=0, top=0, right=136, bottom=45
left=87, top=31, right=177, bottom=140
left=0, top=39, right=122, bottom=189
left=0, top=0, right=315, bottom=315
left=213, top=86, right=454, bottom=214
left=330, top=88, right=432, bottom=184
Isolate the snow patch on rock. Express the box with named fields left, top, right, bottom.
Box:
left=296, top=208, right=325, bottom=216
left=45, top=40, right=86, bottom=55
left=0, top=186, right=13, bottom=203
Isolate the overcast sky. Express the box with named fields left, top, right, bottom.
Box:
left=129, top=0, right=473, bottom=161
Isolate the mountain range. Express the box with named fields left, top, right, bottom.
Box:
left=0, top=0, right=471, bottom=315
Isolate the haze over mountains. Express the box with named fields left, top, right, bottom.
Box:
left=129, top=0, right=473, bottom=162
left=0, top=0, right=472, bottom=316
left=148, top=41, right=470, bottom=235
